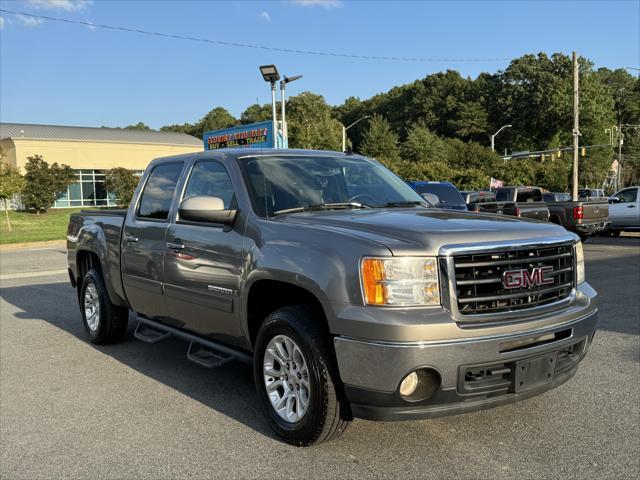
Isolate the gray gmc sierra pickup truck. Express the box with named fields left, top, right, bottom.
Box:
left=67, top=149, right=598, bottom=446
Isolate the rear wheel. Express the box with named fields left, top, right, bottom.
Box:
left=80, top=269, right=129, bottom=345
left=254, top=305, right=351, bottom=446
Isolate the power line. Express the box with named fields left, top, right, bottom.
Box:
left=0, top=8, right=510, bottom=64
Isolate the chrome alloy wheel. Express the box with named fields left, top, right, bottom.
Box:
left=84, top=283, right=100, bottom=332
left=263, top=334, right=311, bottom=423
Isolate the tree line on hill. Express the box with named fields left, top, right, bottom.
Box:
left=142, top=52, right=639, bottom=192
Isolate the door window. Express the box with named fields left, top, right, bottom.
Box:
left=138, top=163, right=183, bottom=220
left=616, top=188, right=638, bottom=203
left=184, top=161, right=235, bottom=209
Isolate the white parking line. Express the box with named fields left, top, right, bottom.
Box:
left=0, top=269, right=68, bottom=280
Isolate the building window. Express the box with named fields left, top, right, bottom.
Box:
left=54, top=169, right=143, bottom=208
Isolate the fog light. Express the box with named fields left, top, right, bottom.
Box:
left=399, top=372, right=419, bottom=397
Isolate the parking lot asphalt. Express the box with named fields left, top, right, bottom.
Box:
left=1, top=237, right=638, bottom=479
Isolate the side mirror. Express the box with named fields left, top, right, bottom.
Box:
left=421, top=192, right=440, bottom=206
left=608, top=196, right=621, bottom=204
left=179, top=196, right=237, bottom=225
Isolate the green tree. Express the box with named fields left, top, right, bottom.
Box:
left=401, top=123, right=449, bottom=163
left=285, top=92, right=343, bottom=150
left=0, top=160, right=25, bottom=231
left=240, top=103, right=273, bottom=124
left=160, top=106, right=237, bottom=139
left=105, top=168, right=140, bottom=208
left=191, top=107, right=237, bottom=139
left=124, top=122, right=152, bottom=130
left=360, top=114, right=401, bottom=163
left=160, top=123, right=192, bottom=134
left=22, top=155, right=75, bottom=214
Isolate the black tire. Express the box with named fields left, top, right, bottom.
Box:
left=253, top=305, right=351, bottom=446
left=610, top=230, right=621, bottom=237
left=79, top=269, right=129, bottom=345
left=578, top=234, right=589, bottom=243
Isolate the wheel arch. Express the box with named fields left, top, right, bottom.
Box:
left=244, top=278, right=331, bottom=351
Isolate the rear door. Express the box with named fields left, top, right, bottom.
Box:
left=121, top=161, right=184, bottom=319
left=162, top=159, right=245, bottom=340
left=610, top=187, right=640, bottom=227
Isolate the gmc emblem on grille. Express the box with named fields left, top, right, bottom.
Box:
left=502, top=266, right=555, bottom=289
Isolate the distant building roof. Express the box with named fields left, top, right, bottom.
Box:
left=0, top=123, right=202, bottom=147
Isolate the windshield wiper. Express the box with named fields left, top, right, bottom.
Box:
left=272, top=202, right=369, bottom=216
left=374, top=200, right=430, bottom=208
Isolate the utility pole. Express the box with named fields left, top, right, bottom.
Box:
left=616, top=128, right=623, bottom=190
left=572, top=52, right=580, bottom=201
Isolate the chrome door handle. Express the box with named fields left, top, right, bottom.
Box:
left=124, top=235, right=139, bottom=243
left=166, top=242, right=185, bottom=251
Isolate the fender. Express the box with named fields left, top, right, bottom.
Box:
left=76, top=224, right=128, bottom=307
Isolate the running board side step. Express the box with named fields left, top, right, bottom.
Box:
left=135, top=317, right=252, bottom=365
left=187, top=342, right=232, bottom=368
left=134, top=322, right=171, bottom=344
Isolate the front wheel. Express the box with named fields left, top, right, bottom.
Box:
left=80, top=269, right=129, bottom=345
left=253, top=306, right=351, bottom=446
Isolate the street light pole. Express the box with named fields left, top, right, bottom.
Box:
left=342, top=115, right=371, bottom=152
left=490, top=124, right=512, bottom=152
left=259, top=65, right=281, bottom=148
left=270, top=81, right=278, bottom=148
left=280, top=74, right=303, bottom=149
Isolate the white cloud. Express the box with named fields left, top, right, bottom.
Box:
left=16, top=14, right=44, bottom=27
left=289, top=0, right=342, bottom=8
left=26, top=0, right=93, bottom=11
left=259, top=11, right=271, bottom=22
left=0, top=17, right=4, bottom=30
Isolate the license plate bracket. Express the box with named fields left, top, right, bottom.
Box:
left=513, top=353, right=557, bottom=393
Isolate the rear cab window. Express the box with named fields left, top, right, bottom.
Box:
left=137, top=162, right=184, bottom=220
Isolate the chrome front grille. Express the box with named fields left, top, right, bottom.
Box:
left=448, top=242, right=575, bottom=317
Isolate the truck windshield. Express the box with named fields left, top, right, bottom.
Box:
left=239, top=155, right=427, bottom=217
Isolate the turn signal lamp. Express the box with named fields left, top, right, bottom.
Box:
left=360, top=257, right=440, bottom=306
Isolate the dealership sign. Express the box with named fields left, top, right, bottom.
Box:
left=203, top=121, right=275, bottom=150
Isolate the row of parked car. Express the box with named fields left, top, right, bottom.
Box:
left=407, top=181, right=640, bottom=241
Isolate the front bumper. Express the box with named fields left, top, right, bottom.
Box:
left=334, top=308, right=597, bottom=421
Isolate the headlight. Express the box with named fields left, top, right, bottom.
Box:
left=575, top=241, right=585, bottom=284
left=360, top=257, right=440, bottom=306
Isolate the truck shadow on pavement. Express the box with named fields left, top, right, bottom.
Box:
left=1, top=281, right=276, bottom=441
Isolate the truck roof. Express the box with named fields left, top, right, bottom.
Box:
left=153, top=148, right=367, bottom=164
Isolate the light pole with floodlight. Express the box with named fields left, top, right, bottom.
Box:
left=342, top=116, right=371, bottom=152
left=259, top=65, right=280, bottom=148
left=490, top=124, right=512, bottom=152
left=280, top=74, right=303, bottom=148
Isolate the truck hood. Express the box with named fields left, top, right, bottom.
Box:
left=279, top=208, right=575, bottom=255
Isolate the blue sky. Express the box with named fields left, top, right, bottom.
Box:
left=1, top=0, right=639, bottom=130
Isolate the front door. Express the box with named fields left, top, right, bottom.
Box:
left=163, top=159, right=245, bottom=343
left=121, top=161, right=184, bottom=319
left=610, top=187, right=639, bottom=228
